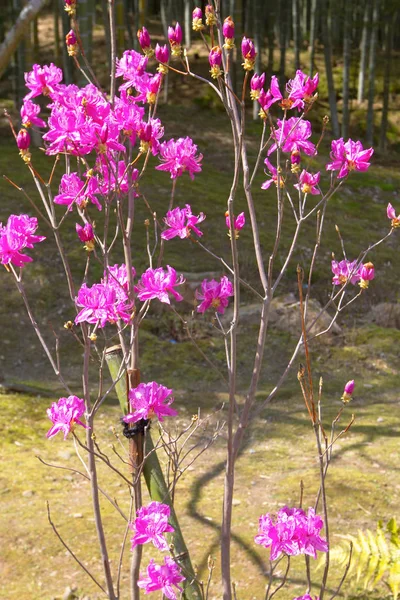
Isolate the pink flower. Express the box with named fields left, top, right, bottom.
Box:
left=96, top=159, right=139, bottom=196
left=254, top=506, right=328, bottom=561
left=103, top=263, right=136, bottom=304
left=124, top=381, right=178, bottom=423
left=269, top=117, right=316, bottom=156
left=155, top=43, right=169, bottom=64
left=116, top=49, right=149, bottom=92
left=359, top=261, right=375, bottom=289
left=24, top=63, right=63, bottom=101
left=54, top=173, right=102, bottom=211
left=20, top=100, right=46, bottom=128
left=241, top=37, right=256, bottom=71
left=138, top=118, right=164, bottom=155
left=130, top=501, right=174, bottom=551
left=225, top=211, right=245, bottom=238
left=161, top=204, right=205, bottom=240
left=135, top=266, right=184, bottom=304
left=75, top=282, right=132, bottom=327
left=341, top=380, right=355, bottom=403
left=387, top=203, right=400, bottom=228
left=294, top=170, right=321, bottom=195
left=326, top=138, right=374, bottom=179
left=156, top=137, right=202, bottom=180
left=293, top=595, right=320, bottom=600
left=0, top=214, right=45, bottom=267
left=250, top=72, right=265, bottom=100
left=138, top=557, right=185, bottom=600
left=258, top=76, right=282, bottom=113
left=196, top=276, right=234, bottom=314
left=331, top=259, right=361, bottom=286
left=283, top=70, right=319, bottom=110
left=76, top=223, right=95, bottom=251
left=261, top=158, right=285, bottom=190
left=46, top=395, right=88, bottom=440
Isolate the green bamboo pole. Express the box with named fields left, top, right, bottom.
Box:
left=105, top=346, right=202, bottom=600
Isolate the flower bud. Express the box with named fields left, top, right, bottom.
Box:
left=241, top=37, right=256, bottom=71
left=387, top=203, right=400, bottom=228
left=250, top=72, right=265, bottom=100
left=192, top=7, right=204, bottom=31
left=209, top=46, right=222, bottom=79
left=168, top=22, right=183, bottom=57
left=146, top=73, right=162, bottom=104
left=205, top=4, right=217, bottom=27
left=66, top=29, right=78, bottom=56
left=17, top=129, right=31, bottom=162
left=155, top=43, right=169, bottom=74
left=341, top=380, right=355, bottom=403
left=225, top=211, right=245, bottom=239
left=76, top=222, right=95, bottom=252
left=137, top=26, right=153, bottom=57
left=359, top=262, right=375, bottom=289
left=223, top=16, right=235, bottom=50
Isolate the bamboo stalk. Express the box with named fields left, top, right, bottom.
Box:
left=105, top=347, right=202, bottom=600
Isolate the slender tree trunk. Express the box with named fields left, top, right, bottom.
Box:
left=357, top=0, right=371, bottom=103
left=53, top=0, right=60, bottom=61
left=115, top=0, right=125, bottom=55
left=32, top=14, right=39, bottom=61
left=292, top=0, right=301, bottom=70
left=379, top=14, right=393, bottom=151
left=278, top=0, right=288, bottom=84
left=78, top=0, right=95, bottom=68
left=341, top=0, right=352, bottom=138
left=184, top=0, right=191, bottom=48
left=100, top=0, right=111, bottom=73
left=266, top=3, right=275, bottom=77
left=123, top=0, right=134, bottom=48
left=320, top=0, right=340, bottom=137
left=366, top=0, right=380, bottom=145
left=308, top=0, right=318, bottom=74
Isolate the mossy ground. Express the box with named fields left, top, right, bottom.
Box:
left=1, top=26, right=400, bottom=599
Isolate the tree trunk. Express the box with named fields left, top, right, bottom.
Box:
left=100, top=0, right=111, bottom=73
left=357, top=0, right=372, bottom=103
left=77, top=0, right=95, bottom=67
left=379, top=14, right=393, bottom=151
left=308, top=0, right=318, bottom=74
left=266, top=3, right=276, bottom=77
left=53, top=0, right=60, bottom=62
left=320, top=0, right=340, bottom=137
left=0, top=0, right=47, bottom=80
left=341, top=0, right=352, bottom=138
left=278, top=0, right=288, bottom=84
left=184, top=0, right=191, bottom=48
left=114, top=0, right=125, bottom=56
left=366, top=0, right=380, bottom=145
left=292, top=0, right=301, bottom=70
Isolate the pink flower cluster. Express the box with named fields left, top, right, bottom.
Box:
left=196, top=276, right=234, bottom=314
left=135, top=266, right=184, bottom=304
left=255, top=506, right=328, bottom=560
left=326, top=138, right=373, bottom=179
left=331, top=260, right=375, bottom=288
left=255, top=70, right=318, bottom=114
left=75, top=263, right=135, bottom=327
left=293, top=595, right=320, bottom=600
left=156, top=137, right=203, bottom=180
left=0, top=214, right=45, bottom=267
left=130, top=501, right=174, bottom=551
left=161, top=204, right=205, bottom=240
left=124, top=381, right=178, bottom=423
left=46, top=395, right=88, bottom=440
left=138, top=557, right=185, bottom=600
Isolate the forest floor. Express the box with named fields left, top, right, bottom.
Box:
left=1, top=15, right=400, bottom=600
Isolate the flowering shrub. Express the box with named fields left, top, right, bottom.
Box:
left=2, top=3, right=398, bottom=600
